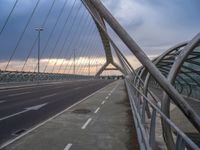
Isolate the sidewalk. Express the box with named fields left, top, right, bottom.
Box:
left=2, top=80, right=138, bottom=150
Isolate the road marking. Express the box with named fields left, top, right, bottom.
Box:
left=9, top=92, right=31, bottom=97
left=0, top=103, right=47, bottom=121
left=94, top=107, right=100, bottom=113
left=81, top=118, right=92, bottom=129
left=105, top=96, right=109, bottom=99
left=0, top=100, right=6, bottom=104
left=101, top=100, right=105, bottom=105
left=54, top=86, right=64, bottom=89
left=40, top=93, right=57, bottom=99
left=111, top=82, right=120, bottom=93
left=64, top=143, right=72, bottom=150
left=74, top=87, right=81, bottom=90
left=108, top=93, right=111, bottom=96
left=0, top=81, right=115, bottom=149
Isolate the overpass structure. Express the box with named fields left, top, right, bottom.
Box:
left=0, top=0, right=199, bottom=149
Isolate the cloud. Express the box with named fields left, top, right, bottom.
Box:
left=102, top=0, right=200, bottom=56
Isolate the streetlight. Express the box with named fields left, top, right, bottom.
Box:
left=35, top=27, right=44, bottom=82
left=88, top=56, right=90, bottom=76
left=73, top=49, right=76, bottom=75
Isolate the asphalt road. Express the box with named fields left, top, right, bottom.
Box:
left=0, top=79, right=113, bottom=145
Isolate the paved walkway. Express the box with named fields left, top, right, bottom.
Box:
left=3, top=80, right=138, bottom=150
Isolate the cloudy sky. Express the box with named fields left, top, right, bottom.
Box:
left=0, top=0, right=200, bottom=73
left=103, top=0, right=200, bottom=56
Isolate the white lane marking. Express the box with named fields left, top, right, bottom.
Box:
left=74, top=87, right=81, bottom=90
left=81, top=118, right=92, bottom=129
left=0, top=103, right=47, bottom=121
left=101, top=100, right=105, bottom=105
left=0, top=100, right=6, bottom=104
left=0, top=81, right=115, bottom=149
left=64, top=143, right=72, bottom=150
left=40, top=93, right=57, bottom=100
left=53, top=86, right=65, bottom=89
left=94, top=107, right=100, bottom=114
left=108, top=93, right=111, bottom=96
left=111, top=82, right=120, bottom=93
left=9, top=92, right=31, bottom=97
left=105, top=96, right=109, bottom=100
left=0, top=79, right=90, bottom=92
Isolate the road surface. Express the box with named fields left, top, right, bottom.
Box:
left=0, top=79, right=113, bottom=145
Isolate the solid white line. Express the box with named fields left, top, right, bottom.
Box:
left=64, top=143, right=72, bottom=150
left=81, top=118, right=92, bottom=129
left=0, top=81, right=117, bottom=149
left=0, top=79, right=90, bottom=91
left=94, top=107, right=100, bottom=114
left=40, top=93, right=57, bottom=100
left=9, top=92, right=31, bottom=97
left=0, top=100, right=6, bottom=104
left=101, top=100, right=105, bottom=105
left=0, top=110, right=28, bottom=121
left=105, top=96, right=109, bottom=99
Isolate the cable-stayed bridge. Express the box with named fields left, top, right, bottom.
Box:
left=0, top=0, right=200, bottom=150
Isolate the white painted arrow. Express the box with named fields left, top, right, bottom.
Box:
left=0, top=103, right=48, bottom=121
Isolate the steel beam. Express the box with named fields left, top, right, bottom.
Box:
left=81, top=0, right=123, bottom=76
left=89, top=0, right=200, bottom=132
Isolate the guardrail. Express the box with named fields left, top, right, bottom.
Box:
left=0, top=71, right=93, bottom=83
left=125, top=79, right=200, bottom=150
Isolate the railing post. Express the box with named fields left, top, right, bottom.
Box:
left=175, top=135, right=186, bottom=150
left=149, top=109, right=156, bottom=150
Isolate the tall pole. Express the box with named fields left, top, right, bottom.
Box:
left=73, top=49, right=76, bottom=76
left=35, top=27, right=44, bottom=83
left=88, top=56, right=90, bottom=76
left=96, top=61, right=97, bottom=73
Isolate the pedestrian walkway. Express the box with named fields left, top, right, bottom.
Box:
left=3, top=80, right=139, bottom=150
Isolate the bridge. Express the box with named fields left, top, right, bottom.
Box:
left=0, top=0, right=199, bottom=150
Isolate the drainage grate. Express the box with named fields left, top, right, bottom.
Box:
left=12, top=129, right=26, bottom=136
left=72, top=109, right=91, bottom=114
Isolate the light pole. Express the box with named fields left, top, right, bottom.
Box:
left=96, top=61, right=97, bottom=73
left=73, top=49, right=76, bottom=75
left=88, top=56, right=90, bottom=77
left=35, top=27, right=44, bottom=82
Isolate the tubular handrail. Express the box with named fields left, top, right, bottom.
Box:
left=125, top=78, right=200, bottom=150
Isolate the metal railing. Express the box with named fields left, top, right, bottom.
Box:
left=0, top=71, right=93, bottom=83
left=125, top=79, right=200, bottom=150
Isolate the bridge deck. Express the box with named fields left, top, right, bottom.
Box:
left=3, top=80, right=139, bottom=150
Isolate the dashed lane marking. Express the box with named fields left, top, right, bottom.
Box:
left=81, top=118, right=92, bottom=129
left=64, top=143, right=72, bottom=150
left=40, top=93, right=57, bottom=100
left=94, top=107, right=100, bottom=113
left=101, top=100, right=105, bottom=105
left=9, top=92, right=31, bottom=97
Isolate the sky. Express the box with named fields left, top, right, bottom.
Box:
left=0, top=0, right=200, bottom=74
left=103, top=0, right=200, bottom=56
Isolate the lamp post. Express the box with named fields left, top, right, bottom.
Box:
left=73, top=49, right=76, bottom=75
left=35, top=27, right=44, bottom=83
left=88, top=56, right=90, bottom=77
